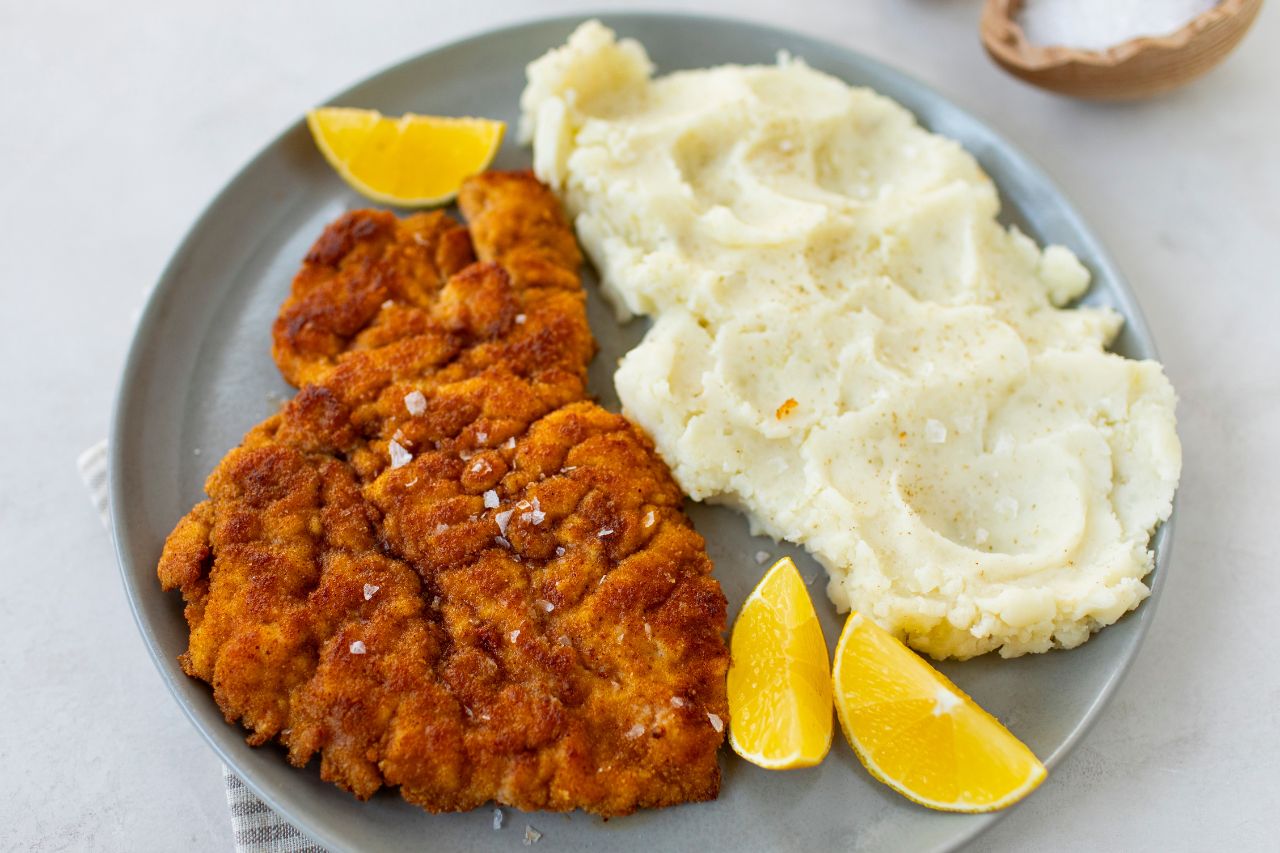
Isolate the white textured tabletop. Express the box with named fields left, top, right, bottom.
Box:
left=2, top=1, right=1276, bottom=850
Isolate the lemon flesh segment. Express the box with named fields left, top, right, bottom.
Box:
left=727, top=557, right=833, bottom=769
left=832, top=612, right=1047, bottom=812
left=306, top=107, right=505, bottom=207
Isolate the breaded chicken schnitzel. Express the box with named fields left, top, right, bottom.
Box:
left=158, top=172, right=730, bottom=816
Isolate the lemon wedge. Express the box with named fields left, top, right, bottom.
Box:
left=305, top=107, right=504, bottom=207
left=832, top=612, right=1047, bottom=811
left=727, top=557, right=833, bottom=769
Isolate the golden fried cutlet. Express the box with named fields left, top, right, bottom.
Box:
left=158, top=171, right=730, bottom=816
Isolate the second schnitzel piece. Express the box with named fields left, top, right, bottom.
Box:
left=158, top=172, right=730, bottom=816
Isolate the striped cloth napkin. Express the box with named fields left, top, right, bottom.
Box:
left=78, top=440, right=326, bottom=853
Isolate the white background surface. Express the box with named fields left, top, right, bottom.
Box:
left=1, top=1, right=1276, bottom=850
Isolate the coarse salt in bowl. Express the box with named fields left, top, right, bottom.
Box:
left=980, top=0, right=1262, bottom=99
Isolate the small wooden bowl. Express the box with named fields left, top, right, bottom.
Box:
left=980, top=0, right=1262, bottom=100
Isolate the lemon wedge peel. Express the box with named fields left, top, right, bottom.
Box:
left=306, top=107, right=505, bottom=208
left=832, top=612, right=1047, bottom=812
left=727, top=557, right=833, bottom=770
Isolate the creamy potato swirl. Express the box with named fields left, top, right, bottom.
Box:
left=522, top=22, right=1181, bottom=658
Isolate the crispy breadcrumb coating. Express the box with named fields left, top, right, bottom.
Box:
left=158, top=172, right=729, bottom=816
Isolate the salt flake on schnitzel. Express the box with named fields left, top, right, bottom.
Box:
left=404, top=390, right=426, bottom=416
left=388, top=439, right=412, bottom=469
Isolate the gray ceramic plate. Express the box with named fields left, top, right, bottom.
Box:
left=110, top=12, right=1174, bottom=853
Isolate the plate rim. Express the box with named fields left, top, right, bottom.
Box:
left=108, top=10, right=1177, bottom=852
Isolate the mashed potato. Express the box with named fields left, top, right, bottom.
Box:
left=521, top=22, right=1181, bottom=659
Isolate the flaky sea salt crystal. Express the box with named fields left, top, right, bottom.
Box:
left=484, top=490, right=500, bottom=509
left=535, top=599, right=555, bottom=613
left=932, top=686, right=962, bottom=716
left=382, top=299, right=395, bottom=309
left=349, top=641, right=366, bottom=655
left=493, top=808, right=504, bottom=830
left=523, top=825, right=542, bottom=845
left=405, top=478, right=419, bottom=487
left=598, top=527, right=614, bottom=538
left=1019, top=0, right=1218, bottom=51
left=643, top=510, right=655, bottom=528
left=515, top=314, right=527, bottom=324
left=555, top=546, right=566, bottom=557
left=504, top=436, right=516, bottom=449
left=670, top=696, right=686, bottom=708
left=707, top=713, right=724, bottom=733
left=433, top=523, right=449, bottom=534
left=495, top=509, right=514, bottom=535
left=495, top=536, right=511, bottom=549
left=476, top=430, right=488, bottom=443
left=754, top=550, right=770, bottom=565
left=925, top=419, right=948, bottom=444
left=625, top=724, right=645, bottom=739
left=388, top=440, right=413, bottom=469
left=471, top=458, right=492, bottom=476
left=510, top=629, right=521, bottom=642
left=404, top=390, right=427, bottom=416
left=520, top=497, right=546, bottom=526
left=363, top=583, right=379, bottom=601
